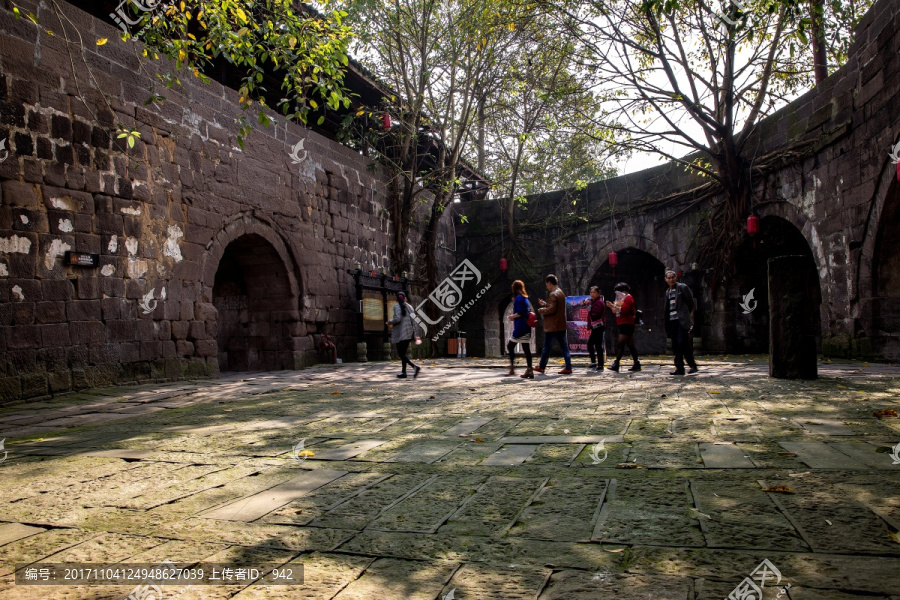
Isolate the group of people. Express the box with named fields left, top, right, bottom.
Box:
left=385, top=270, right=700, bottom=379
left=505, top=272, right=699, bottom=378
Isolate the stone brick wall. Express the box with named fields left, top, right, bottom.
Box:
left=0, top=1, right=454, bottom=403
left=458, top=0, right=900, bottom=361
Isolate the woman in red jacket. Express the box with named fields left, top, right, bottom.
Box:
left=606, top=282, right=640, bottom=372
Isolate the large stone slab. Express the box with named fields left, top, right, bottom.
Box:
left=442, top=417, right=493, bottom=436
left=0, top=523, right=45, bottom=547
left=201, top=469, right=347, bottom=521
left=500, top=435, right=624, bottom=444
left=312, top=440, right=388, bottom=461
left=778, top=442, right=869, bottom=469
left=481, top=444, right=539, bottom=466
left=792, top=418, right=856, bottom=436
left=383, top=441, right=461, bottom=464
left=699, top=442, right=757, bottom=468
left=829, top=442, right=900, bottom=469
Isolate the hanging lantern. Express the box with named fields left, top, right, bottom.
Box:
left=382, top=112, right=392, bottom=130
left=747, top=215, right=760, bottom=249
left=896, top=160, right=900, bottom=181
left=499, top=257, right=508, bottom=272
left=677, top=270, right=683, bottom=278
left=747, top=215, right=759, bottom=236
left=608, top=251, right=618, bottom=276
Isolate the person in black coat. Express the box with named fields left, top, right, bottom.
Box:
left=663, top=270, right=699, bottom=375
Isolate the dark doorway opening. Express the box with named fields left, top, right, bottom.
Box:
left=873, top=179, right=900, bottom=360
left=213, top=234, right=296, bottom=371
left=730, top=216, right=822, bottom=353
left=589, top=247, right=667, bottom=354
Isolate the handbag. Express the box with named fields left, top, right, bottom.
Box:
left=526, top=300, right=538, bottom=327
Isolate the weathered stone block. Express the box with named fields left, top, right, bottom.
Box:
left=40, top=323, right=70, bottom=347
left=35, top=301, right=65, bottom=324
left=66, top=300, right=101, bottom=322
left=2, top=180, right=38, bottom=207
left=21, top=372, right=48, bottom=399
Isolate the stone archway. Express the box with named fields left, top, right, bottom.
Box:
left=213, top=235, right=296, bottom=371
left=202, top=214, right=304, bottom=372
left=729, top=215, right=823, bottom=353
left=587, top=247, right=667, bottom=354
left=870, top=178, right=900, bottom=359
left=576, top=235, right=669, bottom=294
left=856, top=159, right=900, bottom=360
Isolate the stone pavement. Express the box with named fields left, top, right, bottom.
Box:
left=0, top=356, right=899, bottom=599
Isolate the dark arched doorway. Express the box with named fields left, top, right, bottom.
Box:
left=589, top=247, right=667, bottom=354
left=730, top=215, right=822, bottom=353
left=213, top=234, right=296, bottom=371
left=872, top=179, right=900, bottom=360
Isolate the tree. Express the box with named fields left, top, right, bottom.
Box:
left=339, top=0, right=521, bottom=291
left=539, top=0, right=870, bottom=280
left=479, top=26, right=615, bottom=262
left=13, top=0, right=354, bottom=149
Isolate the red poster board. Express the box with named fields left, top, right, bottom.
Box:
left=566, top=295, right=591, bottom=355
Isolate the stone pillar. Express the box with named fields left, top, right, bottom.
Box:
left=382, top=342, right=394, bottom=361
left=356, top=342, right=368, bottom=363
left=768, top=255, right=818, bottom=379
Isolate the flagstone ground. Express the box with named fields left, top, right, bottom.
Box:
left=0, top=356, right=899, bottom=599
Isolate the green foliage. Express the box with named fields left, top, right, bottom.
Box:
left=15, top=0, right=354, bottom=150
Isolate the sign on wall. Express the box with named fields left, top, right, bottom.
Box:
left=361, top=292, right=385, bottom=332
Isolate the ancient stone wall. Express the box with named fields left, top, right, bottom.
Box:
left=0, top=1, right=453, bottom=403
left=458, top=0, right=900, bottom=361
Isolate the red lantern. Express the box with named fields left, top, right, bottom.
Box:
left=382, top=113, right=392, bottom=130
left=499, top=257, right=508, bottom=272
left=747, top=215, right=760, bottom=249
left=608, top=251, right=618, bottom=276
left=896, top=161, right=900, bottom=181
left=747, top=215, right=759, bottom=236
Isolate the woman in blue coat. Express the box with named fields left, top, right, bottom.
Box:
left=505, top=280, right=534, bottom=379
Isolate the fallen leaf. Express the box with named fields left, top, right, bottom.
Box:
left=96, top=37, right=108, bottom=45
left=296, top=450, right=314, bottom=457
left=873, top=409, right=898, bottom=418
left=472, top=437, right=484, bottom=443
left=763, top=486, right=794, bottom=493
left=430, top=396, right=435, bottom=399
left=331, top=391, right=342, bottom=395
left=709, top=390, right=722, bottom=394
left=223, top=409, right=232, bottom=412
left=777, top=452, right=798, bottom=457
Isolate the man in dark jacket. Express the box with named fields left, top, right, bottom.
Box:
left=664, top=270, right=699, bottom=375
left=534, top=274, right=572, bottom=375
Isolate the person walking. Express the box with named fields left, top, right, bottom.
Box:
left=664, top=270, right=699, bottom=375
left=580, top=286, right=606, bottom=371
left=534, top=274, right=573, bottom=375
left=606, top=282, right=640, bottom=372
left=505, top=280, right=534, bottom=379
left=387, top=292, right=420, bottom=379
